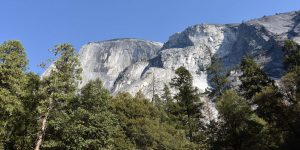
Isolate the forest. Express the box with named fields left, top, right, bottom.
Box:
left=0, top=39, right=300, bottom=150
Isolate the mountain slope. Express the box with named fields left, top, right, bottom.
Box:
left=78, top=38, right=163, bottom=90
left=55, top=11, right=300, bottom=100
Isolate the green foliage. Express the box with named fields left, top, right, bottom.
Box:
left=280, top=70, right=300, bottom=102
left=0, top=40, right=27, bottom=119
left=3, top=39, right=300, bottom=150
left=0, top=40, right=38, bottom=149
left=161, top=84, right=172, bottom=104
left=280, top=43, right=300, bottom=102
left=38, top=44, right=82, bottom=149
left=277, top=40, right=300, bottom=149
left=17, top=72, right=41, bottom=149
left=170, top=66, right=204, bottom=142
left=239, top=57, right=274, bottom=101
left=152, top=94, right=162, bottom=108
left=161, top=84, right=179, bottom=125
left=110, top=92, right=195, bottom=149
left=43, top=79, right=119, bottom=149
left=252, top=86, right=289, bottom=149
left=254, top=86, right=286, bottom=125
left=277, top=70, right=300, bottom=149
left=283, top=40, right=300, bottom=70
left=281, top=40, right=300, bottom=103
left=252, top=74, right=300, bottom=149
left=207, top=55, right=229, bottom=99
left=212, top=90, right=267, bottom=150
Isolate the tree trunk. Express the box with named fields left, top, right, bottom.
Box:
left=187, top=109, right=193, bottom=141
left=34, top=97, right=53, bottom=150
left=34, top=113, right=49, bottom=150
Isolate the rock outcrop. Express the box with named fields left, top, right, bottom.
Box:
left=45, top=10, right=300, bottom=119
left=78, top=38, right=163, bottom=90
left=78, top=11, right=300, bottom=98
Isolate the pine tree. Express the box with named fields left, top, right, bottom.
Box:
left=18, top=72, right=41, bottom=149
left=170, top=66, right=203, bottom=142
left=161, top=84, right=175, bottom=118
left=282, top=40, right=300, bottom=101
left=207, top=55, right=228, bottom=99
left=283, top=40, right=300, bottom=71
left=276, top=40, right=300, bottom=149
left=35, top=44, right=82, bottom=150
left=161, top=84, right=182, bottom=129
left=239, top=57, right=274, bottom=101
left=161, top=84, right=172, bottom=103
left=0, top=40, right=31, bottom=149
left=152, top=94, right=163, bottom=108
left=254, top=86, right=286, bottom=125
left=213, top=90, right=266, bottom=150
left=254, top=75, right=300, bottom=149
left=55, top=79, right=120, bottom=149
left=242, top=40, right=300, bottom=150
left=110, top=92, right=196, bottom=149
left=253, top=86, right=288, bottom=149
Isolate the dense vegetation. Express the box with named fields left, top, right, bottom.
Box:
left=0, top=39, right=300, bottom=149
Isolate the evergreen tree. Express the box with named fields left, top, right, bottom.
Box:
left=161, top=84, right=178, bottom=123
left=18, top=72, right=41, bottom=149
left=170, top=66, right=203, bottom=142
left=52, top=79, right=120, bottom=149
left=239, top=57, right=273, bottom=101
left=282, top=40, right=300, bottom=132
left=212, top=90, right=266, bottom=150
left=254, top=86, right=286, bottom=126
left=279, top=40, right=300, bottom=150
left=248, top=40, right=300, bottom=150
left=277, top=41, right=300, bottom=149
left=253, top=86, right=289, bottom=149
left=280, top=71, right=299, bottom=102
left=110, top=92, right=196, bottom=149
left=254, top=73, right=300, bottom=149
left=161, top=84, right=183, bottom=129
left=282, top=40, right=300, bottom=101
left=0, top=40, right=32, bottom=149
left=161, top=84, right=172, bottom=104
left=35, top=44, right=82, bottom=149
left=152, top=94, right=162, bottom=108
left=207, top=55, right=229, bottom=99
left=283, top=40, right=300, bottom=71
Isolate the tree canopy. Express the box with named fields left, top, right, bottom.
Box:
left=1, top=39, right=300, bottom=150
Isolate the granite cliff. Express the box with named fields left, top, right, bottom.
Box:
left=78, top=11, right=300, bottom=98
left=44, top=11, right=300, bottom=118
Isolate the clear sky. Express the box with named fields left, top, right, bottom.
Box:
left=1, top=0, right=299, bottom=74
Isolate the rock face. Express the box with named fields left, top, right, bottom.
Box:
left=78, top=11, right=300, bottom=98
left=78, top=38, right=163, bottom=90
left=46, top=10, right=300, bottom=119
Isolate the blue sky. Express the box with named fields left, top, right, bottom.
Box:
left=0, top=0, right=299, bottom=74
